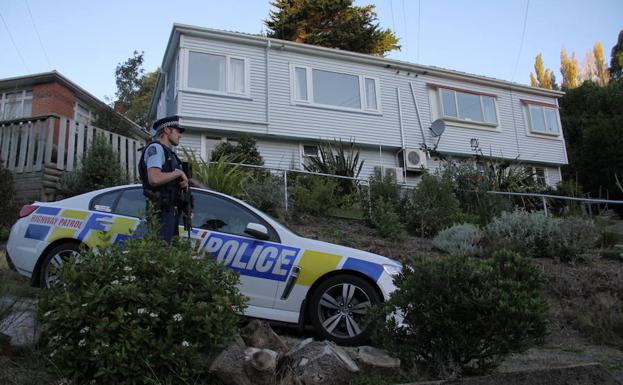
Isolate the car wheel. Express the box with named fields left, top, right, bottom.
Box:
left=309, top=274, right=381, bottom=346
left=40, top=243, right=81, bottom=288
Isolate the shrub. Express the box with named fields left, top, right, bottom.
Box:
left=372, top=250, right=548, bottom=376
left=369, top=170, right=401, bottom=208
left=59, top=134, right=129, bottom=197
left=369, top=198, right=406, bottom=242
left=289, top=175, right=338, bottom=219
left=185, top=150, right=251, bottom=198
left=403, top=172, right=462, bottom=237
left=485, top=211, right=599, bottom=261
left=432, top=223, right=483, bottom=256
left=0, top=162, right=19, bottom=230
left=243, top=171, right=286, bottom=218
left=210, top=134, right=264, bottom=165
left=38, top=218, right=246, bottom=384
left=304, top=139, right=364, bottom=197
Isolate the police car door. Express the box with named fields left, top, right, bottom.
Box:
left=191, top=191, right=288, bottom=309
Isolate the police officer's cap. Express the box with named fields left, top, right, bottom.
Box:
left=151, top=115, right=185, bottom=137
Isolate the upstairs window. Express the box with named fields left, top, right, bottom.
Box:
left=186, top=50, right=248, bottom=96
left=440, top=88, right=498, bottom=125
left=75, top=103, right=95, bottom=126
left=292, top=66, right=380, bottom=112
left=1, top=90, right=32, bottom=120
left=525, top=102, right=560, bottom=135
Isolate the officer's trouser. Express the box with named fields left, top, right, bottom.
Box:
left=158, top=209, right=179, bottom=244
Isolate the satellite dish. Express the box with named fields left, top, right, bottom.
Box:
left=430, top=119, right=446, bottom=137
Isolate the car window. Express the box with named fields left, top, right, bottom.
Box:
left=193, top=192, right=278, bottom=241
left=90, top=191, right=121, bottom=213
left=115, top=188, right=147, bottom=218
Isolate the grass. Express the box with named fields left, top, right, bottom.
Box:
left=0, top=250, right=40, bottom=299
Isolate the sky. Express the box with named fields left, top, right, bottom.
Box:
left=1, top=0, right=621, bottom=102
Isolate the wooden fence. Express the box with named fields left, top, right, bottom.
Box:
left=0, top=116, right=145, bottom=201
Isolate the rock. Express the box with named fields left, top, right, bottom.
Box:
left=242, top=320, right=289, bottom=358
left=0, top=332, right=12, bottom=357
left=243, top=347, right=278, bottom=385
left=352, top=345, right=401, bottom=376
left=286, top=338, right=360, bottom=385
left=209, top=337, right=253, bottom=385
left=0, top=297, right=40, bottom=347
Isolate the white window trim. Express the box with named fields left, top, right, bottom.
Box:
left=524, top=102, right=561, bottom=139
left=290, top=64, right=382, bottom=114
left=0, top=89, right=33, bottom=120
left=299, top=142, right=321, bottom=168
left=182, top=48, right=251, bottom=99
left=437, top=87, right=500, bottom=128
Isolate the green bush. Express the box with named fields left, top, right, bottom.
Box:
left=369, top=198, right=406, bottom=242
left=38, top=219, right=246, bottom=384
left=210, top=135, right=264, bottom=165
left=0, top=162, right=18, bottom=229
left=289, top=175, right=338, bottom=219
left=186, top=150, right=251, bottom=198
left=59, top=134, right=129, bottom=197
left=369, top=170, right=401, bottom=208
left=243, top=171, right=286, bottom=218
left=403, top=172, right=462, bottom=237
left=432, top=223, right=483, bottom=256
left=484, top=211, right=598, bottom=261
left=372, top=250, right=548, bottom=376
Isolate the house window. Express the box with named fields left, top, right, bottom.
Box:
left=75, top=103, right=94, bottom=126
left=292, top=66, right=380, bottom=112
left=186, top=50, right=248, bottom=96
left=527, top=103, right=560, bottom=135
left=440, top=88, right=497, bottom=124
left=1, top=90, right=33, bottom=120
left=302, top=144, right=320, bottom=159
left=525, top=166, right=547, bottom=186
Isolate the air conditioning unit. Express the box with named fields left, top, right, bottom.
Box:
left=373, top=166, right=405, bottom=183
left=402, top=148, right=427, bottom=170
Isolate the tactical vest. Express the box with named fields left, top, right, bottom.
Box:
left=138, top=141, right=182, bottom=210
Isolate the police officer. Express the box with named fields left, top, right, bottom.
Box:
left=139, top=115, right=188, bottom=243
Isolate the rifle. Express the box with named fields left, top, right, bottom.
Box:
left=179, top=161, right=194, bottom=241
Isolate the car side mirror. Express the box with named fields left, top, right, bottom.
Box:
left=245, top=223, right=270, bottom=240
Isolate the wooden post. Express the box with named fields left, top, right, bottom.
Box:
left=34, top=121, right=45, bottom=171
left=66, top=120, right=77, bottom=171
left=8, top=125, right=18, bottom=170
left=44, top=117, right=54, bottom=165
left=57, top=117, right=67, bottom=170
left=17, top=123, right=28, bottom=172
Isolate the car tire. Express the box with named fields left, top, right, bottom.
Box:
left=309, top=274, right=381, bottom=346
left=39, top=243, right=81, bottom=288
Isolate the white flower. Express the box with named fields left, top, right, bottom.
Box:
left=101, top=342, right=110, bottom=348
left=51, top=335, right=61, bottom=342
left=168, top=269, right=176, bottom=274
left=123, top=266, right=132, bottom=272
left=81, top=303, right=88, bottom=307
left=173, top=314, right=183, bottom=322
left=124, top=275, right=136, bottom=282
left=137, top=308, right=147, bottom=315
left=49, top=349, right=57, bottom=358
left=80, top=326, right=90, bottom=334
left=92, top=349, right=99, bottom=356
left=149, top=312, right=158, bottom=318
left=191, top=255, right=201, bottom=260
left=149, top=260, right=157, bottom=264
left=78, top=339, right=86, bottom=347
left=181, top=341, right=190, bottom=347
left=111, top=279, right=120, bottom=285
left=43, top=310, right=54, bottom=317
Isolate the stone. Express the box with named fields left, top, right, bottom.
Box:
left=0, top=297, right=40, bottom=347
left=243, top=347, right=278, bottom=385
left=242, top=320, right=289, bottom=358
left=352, top=345, right=401, bottom=376
left=209, top=337, right=253, bottom=385
left=286, top=339, right=360, bottom=385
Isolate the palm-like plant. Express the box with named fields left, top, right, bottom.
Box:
left=182, top=149, right=250, bottom=198
left=304, top=139, right=364, bottom=195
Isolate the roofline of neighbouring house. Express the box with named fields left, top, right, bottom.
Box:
left=149, top=23, right=566, bottom=118
left=0, top=71, right=150, bottom=140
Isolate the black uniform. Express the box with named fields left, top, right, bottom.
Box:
left=138, top=141, right=183, bottom=243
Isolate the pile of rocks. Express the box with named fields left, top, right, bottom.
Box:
left=209, top=320, right=401, bottom=385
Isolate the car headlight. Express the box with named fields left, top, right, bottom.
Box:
left=383, top=264, right=402, bottom=277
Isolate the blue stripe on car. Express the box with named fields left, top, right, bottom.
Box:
left=342, top=258, right=384, bottom=282
left=36, top=207, right=61, bottom=216
left=25, top=224, right=51, bottom=240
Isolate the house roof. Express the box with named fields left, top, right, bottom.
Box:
left=0, top=71, right=150, bottom=140
left=149, top=24, right=565, bottom=117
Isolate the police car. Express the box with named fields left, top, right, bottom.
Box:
left=6, top=184, right=402, bottom=345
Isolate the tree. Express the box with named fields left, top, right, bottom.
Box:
left=593, top=42, right=610, bottom=86
left=265, top=0, right=400, bottom=56
left=583, top=49, right=598, bottom=83
left=114, top=51, right=159, bottom=128
left=610, top=30, right=623, bottom=81
left=560, top=48, right=582, bottom=89
left=529, top=53, right=555, bottom=89
left=210, top=135, right=264, bottom=165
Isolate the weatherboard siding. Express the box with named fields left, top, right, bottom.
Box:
left=164, top=32, right=567, bottom=171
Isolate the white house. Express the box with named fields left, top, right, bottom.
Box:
left=149, top=24, right=567, bottom=186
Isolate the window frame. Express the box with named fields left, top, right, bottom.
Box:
left=522, top=100, right=561, bottom=138
left=435, top=85, right=499, bottom=127
left=290, top=64, right=382, bottom=114
left=183, top=48, right=251, bottom=98
left=0, top=89, right=33, bottom=120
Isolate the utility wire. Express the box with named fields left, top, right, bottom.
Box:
left=0, top=11, right=30, bottom=73
left=417, top=0, right=421, bottom=63
left=511, top=0, right=530, bottom=82
left=401, top=0, right=409, bottom=59
left=25, top=0, right=52, bottom=69
left=389, top=0, right=396, bottom=35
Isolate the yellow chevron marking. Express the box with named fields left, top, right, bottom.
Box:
left=49, top=227, right=77, bottom=242
left=297, top=250, right=342, bottom=286
left=60, top=209, right=88, bottom=219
